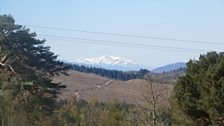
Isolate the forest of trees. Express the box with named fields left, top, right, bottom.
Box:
left=67, top=63, right=185, bottom=83
left=67, top=63, right=150, bottom=80
left=1, top=15, right=224, bottom=126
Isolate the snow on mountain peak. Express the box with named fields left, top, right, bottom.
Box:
left=77, top=56, right=137, bottom=66
left=75, top=56, right=143, bottom=71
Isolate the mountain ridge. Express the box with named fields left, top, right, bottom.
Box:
left=70, top=56, right=187, bottom=72
left=74, top=55, right=144, bottom=71
left=152, top=62, right=186, bottom=73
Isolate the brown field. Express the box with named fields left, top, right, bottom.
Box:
left=54, top=70, right=174, bottom=105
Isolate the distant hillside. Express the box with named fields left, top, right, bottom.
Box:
left=65, top=63, right=149, bottom=81
left=64, top=63, right=185, bottom=83
left=148, top=68, right=186, bottom=84
left=54, top=70, right=173, bottom=104
left=152, top=62, right=186, bottom=73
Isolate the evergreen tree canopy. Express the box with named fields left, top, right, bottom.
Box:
left=0, top=14, right=68, bottom=125
left=173, top=51, right=224, bottom=125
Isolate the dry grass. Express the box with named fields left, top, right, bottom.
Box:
left=54, top=70, right=174, bottom=104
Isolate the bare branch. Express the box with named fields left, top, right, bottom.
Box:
left=0, top=62, right=16, bottom=75
left=1, top=55, right=7, bottom=63
left=0, top=55, right=18, bottom=77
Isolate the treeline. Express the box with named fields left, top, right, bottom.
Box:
left=44, top=99, right=172, bottom=126
left=66, top=63, right=150, bottom=81
left=66, top=63, right=185, bottom=83
left=148, top=68, right=186, bottom=84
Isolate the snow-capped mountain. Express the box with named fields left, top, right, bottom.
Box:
left=70, top=56, right=186, bottom=72
left=74, top=56, right=144, bottom=71
left=152, top=62, right=186, bottom=73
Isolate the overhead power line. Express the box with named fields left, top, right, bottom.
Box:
left=45, top=37, right=209, bottom=53
left=38, top=34, right=209, bottom=52
left=9, top=33, right=210, bottom=53
left=25, top=25, right=224, bottom=46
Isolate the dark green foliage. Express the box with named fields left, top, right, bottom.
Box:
left=68, top=63, right=150, bottom=81
left=0, top=14, right=67, bottom=125
left=52, top=98, right=172, bottom=126
left=173, top=52, right=224, bottom=125
left=53, top=99, right=130, bottom=126
left=148, top=68, right=186, bottom=84
left=67, top=63, right=185, bottom=83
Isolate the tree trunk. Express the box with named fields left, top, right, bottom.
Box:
left=152, top=101, right=156, bottom=126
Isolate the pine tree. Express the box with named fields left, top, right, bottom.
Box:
left=173, top=52, right=224, bottom=125
left=0, top=14, right=68, bottom=125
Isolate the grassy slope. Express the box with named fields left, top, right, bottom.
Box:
left=54, top=70, right=173, bottom=104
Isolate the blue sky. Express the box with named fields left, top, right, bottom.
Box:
left=1, top=0, right=224, bottom=67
